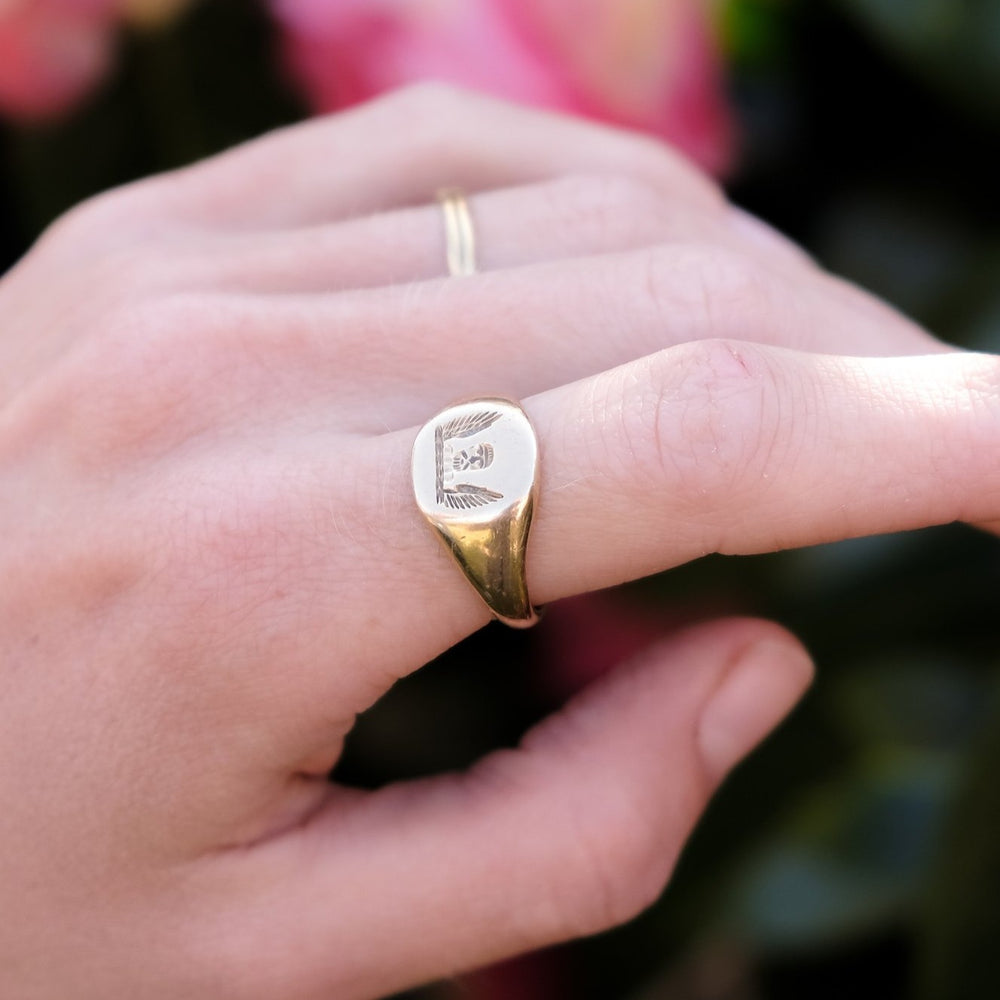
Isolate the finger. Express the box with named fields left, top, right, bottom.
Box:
left=516, top=343, right=1000, bottom=592
left=181, top=174, right=817, bottom=294
left=157, top=83, right=723, bottom=230
left=118, top=340, right=988, bottom=761
left=206, top=618, right=812, bottom=1000
left=67, top=237, right=944, bottom=492
left=182, top=242, right=943, bottom=437
left=331, top=342, right=1000, bottom=670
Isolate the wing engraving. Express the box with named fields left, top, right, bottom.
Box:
left=440, top=410, right=501, bottom=441
left=442, top=484, right=504, bottom=510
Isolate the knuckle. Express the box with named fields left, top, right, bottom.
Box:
left=552, top=788, right=677, bottom=936
left=374, top=82, right=508, bottom=166
left=40, top=190, right=121, bottom=244
left=620, top=338, right=779, bottom=511
left=367, top=83, right=462, bottom=164
left=624, top=137, right=726, bottom=211
left=56, top=294, right=226, bottom=464
left=466, top=747, right=679, bottom=943
left=641, top=242, right=777, bottom=341
left=179, top=476, right=291, bottom=590
left=545, top=173, right=669, bottom=248
left=153, top=454, right=331, bottom=633
left=84, top=243, right=165, bottom=301
left=699, top=245, right=778, bottom=320
left=37, top=184, right=155, bottom=254
left=378, top=79, right=473, bottom=123
left=92, top=294, right=211, bottom=391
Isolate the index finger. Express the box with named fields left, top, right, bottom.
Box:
left=364, top=341, right=997, bottom=660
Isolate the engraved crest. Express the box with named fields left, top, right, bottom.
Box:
left=453, top=443, right=494, bottom=472
left=435, top=410, right=504, bottom=509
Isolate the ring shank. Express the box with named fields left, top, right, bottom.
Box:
left=431, top=494, right=541, bottom=628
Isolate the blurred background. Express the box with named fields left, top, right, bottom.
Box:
left=1, top=1, right=998, bottom=998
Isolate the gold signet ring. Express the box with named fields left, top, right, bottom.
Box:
left=412, top=397, right=541, bottom=628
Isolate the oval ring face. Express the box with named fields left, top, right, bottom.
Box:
left=412, top=399, right=538, bottom=522
left=412, top=397, right=540, bottom=627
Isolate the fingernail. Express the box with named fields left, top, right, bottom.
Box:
left=698, top=639, right=814, bottom=782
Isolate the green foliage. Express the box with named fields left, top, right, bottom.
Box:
left=834, top=0, right=1000, bottom=119
left=917, top=689, right=1000, bottom=1000
left=721, top=0, right=795, bottom=68
left=727, top=658, right=988, bottom=952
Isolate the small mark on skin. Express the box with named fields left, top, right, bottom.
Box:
left=725, top=342, right=753, bottom=377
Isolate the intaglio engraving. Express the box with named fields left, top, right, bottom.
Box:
left=435, top=410, right=504, bottom=510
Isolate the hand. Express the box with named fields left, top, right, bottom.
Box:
left=0, top=84, right=993, bottom=999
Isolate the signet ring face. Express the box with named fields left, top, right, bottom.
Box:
left=412, top=397, right=541, bottom=628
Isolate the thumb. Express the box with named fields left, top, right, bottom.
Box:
left=217, top=617, right=813, bottom=1000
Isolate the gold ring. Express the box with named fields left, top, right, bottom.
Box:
left=412, top=397, right=541, bottom=628
left=437, top=188, right=477, bottom=277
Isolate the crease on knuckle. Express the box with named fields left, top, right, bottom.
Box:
left=376, top=81, right=475, bottom=148
left=159, top=459, right=328, bottom=622
left=462, top=735, right=673, bottom=943
left=58, top=294, right=228, bottom=465
left=546, top=173, right=667, bottom=249
left=630, top=140, right=726, bottom=211
left=497, top=724, right=677, bottom=938
left=37, top=186, right=156, bottom=256
left=386, top=79, right=467, bottom=111
left=641, top=243, right=777, bottom=345
left=38, top=191, right=122, bottom=247
left=622, top=339, right=778, bottom=516
left=551, top=781, right=675, bottom=937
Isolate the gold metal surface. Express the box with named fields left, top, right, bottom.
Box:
left=412, top=397, right=540, bottom=627
left=437, top=188, right=477, bottom=277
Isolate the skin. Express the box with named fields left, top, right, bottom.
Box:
left=0, top=84, right=995, bottom=999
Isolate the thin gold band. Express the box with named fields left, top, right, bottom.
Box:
left=437, top=188, right=477, bottom=277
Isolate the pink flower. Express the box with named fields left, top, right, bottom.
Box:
left=538, top=591, right=743, bottom=699
left=459, top=950, right=568, bottom=1000
left=0, top=0, right=118, bottom=120
left=0, top=0, right=196, bottom=121
left=272, top=0, right=735, bottom=175
left=538, top=592, right=680, bottom=699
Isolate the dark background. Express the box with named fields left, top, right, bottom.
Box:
left=2, top=2, right=998, bottom=998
